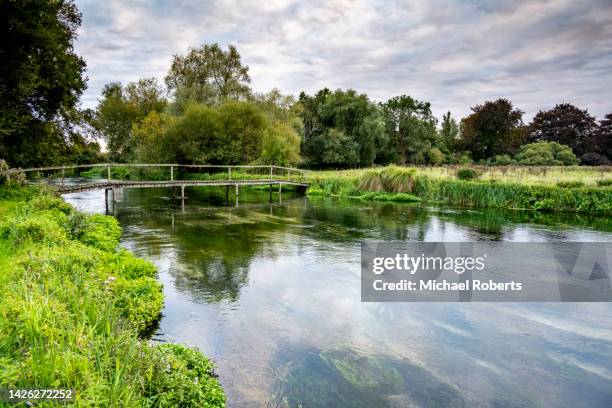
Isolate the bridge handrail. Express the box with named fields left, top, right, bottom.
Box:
left=8, top=163, right=309, bottom=174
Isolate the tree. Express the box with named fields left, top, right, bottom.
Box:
left=459, top=99, right=523, bottom=161
left=0, top=0, right=87, bottom=167
left=165, top=43, right=251, bottom=106
left=381, top=96, right=439, bottom=164
left=589, top=113, right=612, bottom=164
left=439, top=111, right=459, bottom=154
left=96, top=79, right=166, bottom=161
left=528, top=103, right=596, bottom=158
left=298, top=89, right=384, bottom=168
left=515, top=141, right=579, bottom=166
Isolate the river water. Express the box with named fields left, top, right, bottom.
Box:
left=63, top=185, right=612, bottom=407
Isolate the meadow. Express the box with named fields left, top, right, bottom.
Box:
left=305, top=166, right=612, bottom=213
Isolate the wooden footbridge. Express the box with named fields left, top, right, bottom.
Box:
left=10, top=163, right=310, bottom=203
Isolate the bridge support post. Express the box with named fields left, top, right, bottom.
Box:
left=235, top=184, right=239, bottom=197
left=225, top=185, right=229, bottom=203
left=269, top=184, right=272, bottom=202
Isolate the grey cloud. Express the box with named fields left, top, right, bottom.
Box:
left=74, top=0, right=612, bottom=120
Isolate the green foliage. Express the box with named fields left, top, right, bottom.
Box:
left=557, top=181, right=584, bottom=188
left=307, top=167, right=612, bottom=214
left=0, top=0, right=89, bottom=167
left=515, top=141, right=579, bottom=166
left=439, top=111, right=459, bottom=153
left=529, top=103, right=596, bottom=157
left=165, top=43, right=251, bottom=106
left=456, top=168, right=478, bottom=180
left=458, top=99, right=524, bottom=161
left=132, top=100, right=300, bottom=166
left=79, top=214, right=123, bottom=252
left=381, top=95, right=440, bottom=165
left=97, top=79, right=167, bottom=161
left=492, top=154, right=515, bottom=165
left=299, top=89, right=385, bottom=167
left=358, top=167, right=417, bottom=193
left=111, top=277, right=164, bottom=335
left=596, top=179, right=612, bottom=187
left=0, top=188, right=225, bottom=406
left=146, top=344, right=226, bottom=407
left=359, top=192, right=421, bottom=202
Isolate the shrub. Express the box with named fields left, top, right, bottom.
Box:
left=493, top=154, right=515, bottom=165
left=515, top=141, right=579, bottom=166
left=427, top=148, right=445, bottom=165
left=146, top=344, right=225, bottom=407
left=79, top=214, right=122, bottom=252
left=456, top=168, right=478, bottom=180
left=581, top=152, right=610, bottom=166
left=111, top=277, right=164, bottom=335
left=557, top=181, right=584, bottom=188
left=596, top=179, right=612, bottom=187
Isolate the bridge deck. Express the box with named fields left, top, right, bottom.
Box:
left=57, top=179, right=309, bottom=194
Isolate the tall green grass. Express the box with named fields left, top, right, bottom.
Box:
left=306, top=166, right=612, bottom=214
left=0, top=188, right=225, bottom=407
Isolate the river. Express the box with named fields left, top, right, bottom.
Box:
left=63, top=185, right=612, bottom=407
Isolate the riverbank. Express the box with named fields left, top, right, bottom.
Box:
left=0, top=186, right=225, bottom=407
left=305, top=166, right=612, bottom=213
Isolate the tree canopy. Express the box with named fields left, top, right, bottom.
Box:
left=459, top=99, right=524, bottom=161
left=528, top=103, right=597, bottom=158
left=0, top=0, right=90, bottom=167
left=165, top=43, right=251, bottom=107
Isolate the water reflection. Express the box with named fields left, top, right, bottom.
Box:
left=63, top=185, right=612, bottom=407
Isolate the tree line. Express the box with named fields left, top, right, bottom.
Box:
left=1, top=1, right=611, bottom=168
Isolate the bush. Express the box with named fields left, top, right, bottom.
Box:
left=146, top=344, right=225, bottom=407
left=456, top=168, right=478, bottom=180
left=515, top=141, right=579, bottom=166
left=493, top=154, right=515, bottom=165
left=597, top=179, right=612, bottom=187
left=581, top=152, right=611, bottom=166
left=427, top=148, right=445, bottom=165
left=557, top=181, right=584, bottom=188
left=79, top=214, right=123, bottom=252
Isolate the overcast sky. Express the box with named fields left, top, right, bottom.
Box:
left=74, top=0, right=612, bottom=121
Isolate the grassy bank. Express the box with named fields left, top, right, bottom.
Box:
left=0, top=186, right=225, bottom=407
left=305, top=166, right=612, bottom=213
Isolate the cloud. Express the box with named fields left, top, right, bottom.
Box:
left=74, top=0, right=612, bottom=120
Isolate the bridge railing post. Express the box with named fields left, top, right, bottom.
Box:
left=107, top=165, right=111, bottom=182
left=170, top=165, right=174, bottom=181
left=61, top=166, right=65, bottom=188
left=270, top=166, right=273, bottom=180
left=228, top=167, right=231, bottom=180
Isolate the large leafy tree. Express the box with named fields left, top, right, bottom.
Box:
left=459, top=99, right=523, bottom=161
left=298, top=89, right=384, bottom=168
left=0, top=0, right=87, bottom=167
left=96, top=79, right=166, bottom=161
left=165, top=43, right=251, bottom=107
left=381, top=96, right=439, bottom=164
left=528, top=103, right=596, bottom=158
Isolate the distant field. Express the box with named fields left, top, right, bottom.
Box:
left=306, top=165, right=612, bottom=187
